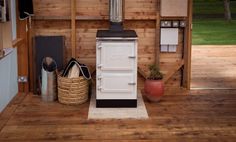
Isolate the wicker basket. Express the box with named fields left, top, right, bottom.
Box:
left=58, top=75, right=89, bottom=105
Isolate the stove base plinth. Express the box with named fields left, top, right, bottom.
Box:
left=96, top=99, right=137, bottom=108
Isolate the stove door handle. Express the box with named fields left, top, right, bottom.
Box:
left=98, top=86, right=102, bottom=90
left=97, top=64, right=103, bottom=68
left=97, top=75, right=102, bottom=80
left=128, top=82, right=136, bottom=85
left=128, top=56, right=136, bottom=59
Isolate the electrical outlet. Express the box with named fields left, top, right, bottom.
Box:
left=18, top=76, right=28, bottom=83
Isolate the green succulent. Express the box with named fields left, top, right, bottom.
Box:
left=147, top=64, right=163, bottom=80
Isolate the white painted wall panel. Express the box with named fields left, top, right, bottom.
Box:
left=0, top=48, right=18, bottom=112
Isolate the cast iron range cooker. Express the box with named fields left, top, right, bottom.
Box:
left=96, top=0, right=138, bottom=108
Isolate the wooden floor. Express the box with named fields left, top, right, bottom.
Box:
left=1, top=90, right=236, bottom=142
left=191, top=45, right=236, bottom=89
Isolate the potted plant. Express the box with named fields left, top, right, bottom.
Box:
left=143, top=64, right=164, bottom=102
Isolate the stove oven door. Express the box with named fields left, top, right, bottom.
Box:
left=97, top=73, right=136, bottom=100
left=97, top=41, right=136, bottom=71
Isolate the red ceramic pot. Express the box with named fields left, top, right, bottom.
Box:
left=144, top=80, right=164, bottom=102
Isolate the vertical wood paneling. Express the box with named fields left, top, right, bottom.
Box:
left=33, top=0, right=70, bottom=17
left=125, top=0, right=157, bottom=19
left=71, top=0, right=76, bottom=58
left=31, top=0, right=191, bottom=91
left=155, top=0, right=160, bottom=66
left=16, top=0, right=29, bottom=92
left=76, top=0, right=109, bottom=18
left=16, top=20, right=29, bottom=92
left=183, top=0, right=192, bottom=89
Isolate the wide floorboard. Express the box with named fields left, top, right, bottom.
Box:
left=191, top=45, right=236, bottom=89
left=0, top=90, right=236, bottom=142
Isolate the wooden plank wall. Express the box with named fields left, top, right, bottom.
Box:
left=15, top=0, right=30, bottom=93
left=32, top=0, right=191, bottom=93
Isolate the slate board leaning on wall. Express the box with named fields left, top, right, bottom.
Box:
left=33, top=36, right=65, bottom=94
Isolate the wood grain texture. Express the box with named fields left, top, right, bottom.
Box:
left=163, top=60, right=184, bottom=83
left=183, top=0, right=192, bottom=89
left=191, top=45, right=236, bottom=89
left=31, top=0, right=191, bottom=90
left=33, top=0, right=71, bottom=17
left=125, top=0, right=157, bottom=20
left=160, top=0, right=188, bottom=17
left=71, top=0, right=77, bottom=58
left=16, top=3, right=29, bottom=93
left=155, top=0, right=161, bottom=66
left=0, top=91, right=236, bottom=141
left=12, top=38, right=24, bottom=48
left=0, top=93, right=26, bottom=131
left=28, top=18, right=34, bottom=92
left=33, top=0, right=158, bottom=20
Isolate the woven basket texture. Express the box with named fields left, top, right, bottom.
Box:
left=58, top=75, right=89, bottom=105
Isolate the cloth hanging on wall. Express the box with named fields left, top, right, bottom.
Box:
left=18, top=0, right=34, bottom=20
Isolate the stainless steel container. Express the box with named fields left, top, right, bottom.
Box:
left=41, top=57, right=57, bottom=102
left=109, top=0, right=123, bottom=23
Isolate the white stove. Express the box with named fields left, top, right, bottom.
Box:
left=96, top=31, right=138, bottom=107
left=96, top=0, right=138, bottom=107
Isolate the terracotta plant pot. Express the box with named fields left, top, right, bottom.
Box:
left=144, top=80, right=164, bottom=102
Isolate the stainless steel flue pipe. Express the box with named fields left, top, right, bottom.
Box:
left=109, top=0, right=123, bottom=23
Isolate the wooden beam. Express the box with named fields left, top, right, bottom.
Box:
left=28, top=18, right=34, bottom=92
left=33, top=16, right=163, bottom=21
left=183, top=0, right=193, bottom=89
left=16, top=20, right=29, bottom=93
left=12, top=38, right=24, bottom=47
left=163, top=60, right=184, bottom=83
left=71, top=0, right=76, bottom=58
left=76, top=16, right=108, bottom=20
left=33, top=16, right=71, bottom=20
left=16, top=0, right=29, bottom=93
left=155, top=0, right=161, bottom=67
left=138, top=65, right=149, bottom=79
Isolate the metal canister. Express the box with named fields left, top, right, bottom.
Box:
left=109, top=0, right=123, bottom=23
left=41, top=57, right=57, bottom=102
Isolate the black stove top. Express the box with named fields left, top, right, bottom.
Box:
left=96, top=30, right=137, bottom=38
